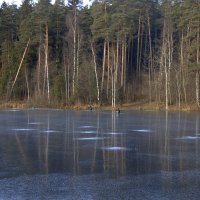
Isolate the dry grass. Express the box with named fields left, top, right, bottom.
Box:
left=121, top=102, right=199, bottom=112
left=0, top=100, right=199, bottom=112
left=0, top=101, right=30, bottom=109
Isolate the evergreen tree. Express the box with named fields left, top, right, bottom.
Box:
left=50, top=0, right=67, bottom=100
left=0, top=2, right=18, bottom=99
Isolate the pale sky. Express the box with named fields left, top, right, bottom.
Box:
left=1, top=0, right=92, bottom=7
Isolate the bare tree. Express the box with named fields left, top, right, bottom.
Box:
left=9, top=38, right=30, bottom=99
left=43, top=22, right=50, bottom=102
left=196, top=25, right=200, bottom=107
left=91, top=42, right=100, bottom=103
left=160, top=5, right=174, bottom=110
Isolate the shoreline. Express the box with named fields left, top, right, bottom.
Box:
left=0, top=101, right=199, bottom=112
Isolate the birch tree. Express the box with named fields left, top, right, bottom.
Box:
left=160, top=1, right=174, bottom=110
left=91, top=42, right=100, bottom=103
left=68, top=0, right=82, bottom=96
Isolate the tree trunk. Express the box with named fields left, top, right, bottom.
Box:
left=64, top=48, right=69, bottom=104
left=107, top=40, right=110, bottom=98
left=147, top=13, right=152, bottom=103
left=196, top=72, right=200, bottom=107
left=139, top=24, right=143, bottom=78
left=91, top=42, right=100, bottom=103
left=101, top=40, right=106, bottom=92
left=112, top=54, right=115, bottom=108
left=72, top=6, right=77, bottom=95
left=121, top=40, right=124, bottom=87
left=25, top=69, right=30, bottom=100
left=180, top=32, right=187, bottom=103
left=123, top=39, right=127, bottom=92
left=114, top=39, right=119, bottom=108
left=196, top=26, right=200, bottom=107
left=137, top=15, right=141, bottom=76
left=176, top=71, right=181, bottom=108
left=111, top=46, right=115, bottom=108
left=197, top=25, right=199, bottom=66
left=64, top=53, right=67, bottom=104
left=164, top=46, right=168, bottom=110
left=168, top=29, right=173, bottom=105
left=9, top=38, right=30, bottom=99
left=44, top=22, right=50, bottom=102
left=37, top=29, right=41, bottom=95
left=76, top=30, right=80, bottom=86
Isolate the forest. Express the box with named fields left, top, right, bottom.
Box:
left=0, top=0, right=199, bottom=110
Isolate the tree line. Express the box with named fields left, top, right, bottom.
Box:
left=0, top=0, right=199, bottom=109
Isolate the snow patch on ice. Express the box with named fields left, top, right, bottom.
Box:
left=104, top=132, right=124, bottom=135
left=74, top=137, right=105, bottom=141
left=79, top=131, right=97, bottom=134
left=133, top=129, right=151, bottom=133
left=42, top=130, right=60, bottom=133
left=11, top=128, right=36, bottom=131
left=79, top=126, right=95, bottom=128
left=176, top=136, right=200, bottom=140
left=102, top=146, right=130, bottom=151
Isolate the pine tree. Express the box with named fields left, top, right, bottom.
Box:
left=0, top=2, right=18, bottom=99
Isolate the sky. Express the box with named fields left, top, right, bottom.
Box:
left=1, top=0, right=92, bottom=7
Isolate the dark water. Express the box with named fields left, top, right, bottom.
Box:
left=0, top=109, right=200, bottom=199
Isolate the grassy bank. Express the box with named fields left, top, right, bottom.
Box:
left=0, top=100, right=199, bottom=112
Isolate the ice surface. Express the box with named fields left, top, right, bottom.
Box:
left=1, top=109, right=200, bottom=199
left=0, top=172, right=200, bottom=200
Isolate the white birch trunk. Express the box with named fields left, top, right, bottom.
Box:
left=101, top=41, right=106, bottom=92
left=121, top=41, right=124, bottom=87
left=72, top=6, right=77, bottom=95
left=114, top=47, right=117, bottom=108
left=148, top=14, right=152, bottom=103
left=180, top=32, right=187, bottom=103
left=25, top=69, right=30, bottom=100
left=196, top=72, right=200, bottom=107
left=37, top=45, right=41, bottom=94
left=164, top=46, right=168, bottom=110
left=10, top=38, right=30, bottom=98
left=137, top=15, right=141, bottom=76
left=64, top=49, right=68, bottom=104
left=107, top=41, right=110, bottom=98
left=91, top=42, right=100, bottom=103
left=123, top=40, right=127, bottom=92
left=76, top=30, right=80, bottom=85
left=111, top=62, right=114, bottom=108
left=37, top=23, right=42, bottom=95
left=196, top=26, right=200, bottom=107
left=44, top=22, right=50, bottom=102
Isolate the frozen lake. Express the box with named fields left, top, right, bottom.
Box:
left=0, top=109, right=200, bottom=199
